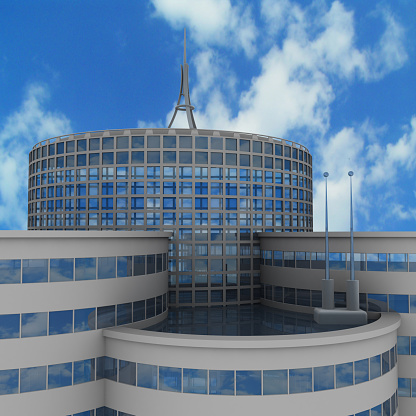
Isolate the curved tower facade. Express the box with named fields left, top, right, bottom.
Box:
left=28, top=129, right=313, bottom=306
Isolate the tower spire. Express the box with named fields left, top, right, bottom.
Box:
left=168, top=28, right=197, bottom=129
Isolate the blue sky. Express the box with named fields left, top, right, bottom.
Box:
left=0, top=0, right=415, bottom=231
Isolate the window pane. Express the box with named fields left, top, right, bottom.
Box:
left=49, top=310, right=73, bottom=335
left=48, top=362, right=72, bottom=389
left=97, top=257, right=116, bottom=279
left=96, top=356, right=117, bottom=381
left=183, top=368, right=207, bottom=394
left=137, top=363, right=157, bottom=389
left=263, top=369, right=287, bottom=395
left=0, top=369, right=18, bottom=395
left=0, top=260, right=21, bottom=284
left=370, top=355, right=381, bottom=380
left=159, top=366, right=181, bottom=392
left=117, top=256, right=132, bottom=278
left=289, top=368, right=312, bottom=393
left=236, top=370, right=261, bottom=395
left=50, top=258, right=74, bottom=282
left=74, top=359, right=95, bottom=384
left=336, top=362, right=353, bottom=387
left=20, top=366, right=46, bottom=393
left=0, top=314, right=20, bottom=339
left=117, top=303, right=132, bottom=326
left=398, top=336, right=410, bottom=355
left=75, top=258, right=96, bottom=281
left=22, top=259, right=48, bottom=283
left=209, top=370, right=234, bottom=395
left=97, top=306, right=115, bottom=329
left=119, top=360, right=136, bottom=386
left=314, top=365, right=334, bottom=391
left=134, top=256, right=146, bottom=275
left=389, top=294, right=409, bottom=313
left=21, top=312, right=47, bottom=337
left=133, top=300, right=145, bottom=322
left=74, top=308, right=95, bottom=332
left=354, top=359, right=369, bottom=384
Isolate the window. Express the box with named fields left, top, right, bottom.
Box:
left=209, top=370, right=234, bottom=395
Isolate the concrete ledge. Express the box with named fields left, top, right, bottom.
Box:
left=314, top=308, right=368, bottom=325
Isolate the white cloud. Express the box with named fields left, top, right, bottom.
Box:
left=151, top=0, right=257, bottom=56
left=313, top=127, right=367, bottom=231
left=367, top=116, right=416, bottom=186
left=313, top=116, right=416, bottom=231
left=0, top=84, right=71, bottom=230
left=161, top=1, right=407, bottom=139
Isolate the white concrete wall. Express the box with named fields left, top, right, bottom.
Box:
left=0, top=231, right=169, bottom=415
left=102, top=313, right=400, bottom=416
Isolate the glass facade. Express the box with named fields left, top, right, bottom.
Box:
left=28, top=129, right=313, bottom=306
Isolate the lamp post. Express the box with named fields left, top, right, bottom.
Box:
left=324, top=172, right=329, bottom=281
left=322, top=172, right=334, bottom=310
left=347, top=171, right=359, bottom=311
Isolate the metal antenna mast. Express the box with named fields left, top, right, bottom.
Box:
left=168, top=28, right=197, bottom=129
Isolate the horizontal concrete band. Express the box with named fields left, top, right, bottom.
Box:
left=103, top=312, right=400, bottom=349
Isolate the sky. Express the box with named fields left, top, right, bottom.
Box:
left=0, top=0, right=415, bottom=231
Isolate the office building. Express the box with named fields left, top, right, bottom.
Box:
left=0, top=35, right=411, bottom=415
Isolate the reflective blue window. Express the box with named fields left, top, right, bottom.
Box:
left=236, top=370, right=261, bottom=395
left=389, top=294, right=409, bottom=313
left=117, top=303, right=132, bottom=325
left=367, top=253, right=387, bottom=271
left=74, top=359, right=95, bottom=384
left=147, top=254, right=155, bottom=274
left=131, top=197, right=144, bottom=210
left=398, top=336, right=410, bottom=355
left=159, top=366, right=181, bottom=392
left=368, top=293, right=388, bottom=312
left=314, top=365, right=334, bottom=391
left=22, top=259, right=48, bottom=283
left=50, top=258, right=74, bottom=282
left=383, top=399, right=391, bottom=416
left=209, top=370, right=234, bottom=395
left=0, top=369, right=18, bottom=395
left=335, top=362, right=353, bottom=388
left=354, top=359, right=369, bottom=384
left=74, top=308, right=95, bottom=332
left=48, top=362, right=72, bottom=389
left=398, top=377, right=411, bottom=397
left=388, top=253, right=407, bottom=271
left=133, top=300, right=145, bottom=322
left=289, top=368, right=312, bottom=393
left=134, top=255, right=146, bottom=275
left=163, top=197, right=176, bottom=209
left=183, top=368, right=207, bottom=394
left=371, top=405, right=382, bottom=416
left=263, top=370, right=287, bottom=395
left=49, top=310, right=73, bottom=335
left=0, top=260, right=21, bottom=284
left=0, top=314, right=19, bottom=339
left=146, top=298, right=155, bottom=318
left=370, top=355, right=381, bottom=379
left=117, top=256, right=132, bottom=278
left=119, top=360, right=136, bottom=386
left=137, top=363, right=157, bottom=389
left=132, top=136, right=144, bottom=148
left=382, top=351, right=389, bottom=374
left=21, top=312, right=47, bottom=337
left=98, top=257, right=116, bottom=279
left=97, top=306, right=115, bottom=329
left=20, top=366, right=46, bottom=393
left=96, top=356, right=117, bottom=381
